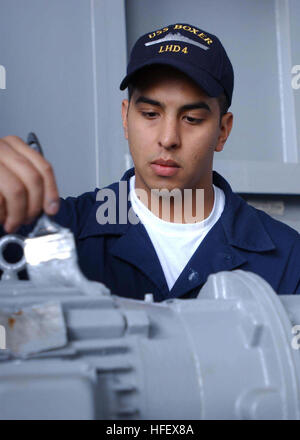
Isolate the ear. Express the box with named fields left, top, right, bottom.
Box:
left=215, top=112, right=233, bottom=152
left=121, top=99, right=129, bottom=140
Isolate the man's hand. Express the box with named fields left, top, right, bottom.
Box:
left=0, top=135, right=60, bottom=233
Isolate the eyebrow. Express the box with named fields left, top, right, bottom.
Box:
left=135, top=96, right=211, bottom=112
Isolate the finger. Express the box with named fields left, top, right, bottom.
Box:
left=0, top=162, right=28, bottom=233
left=1, top=136, right=60, bottom=215
left=0, top=139, right=44, bottom=220
left=2, top=135, right=59, bottom=214
left=0, top=193, right=6, bottom=226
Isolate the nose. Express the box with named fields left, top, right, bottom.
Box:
left=158, top=116, right=180, bottom=150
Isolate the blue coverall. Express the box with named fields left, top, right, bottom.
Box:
left=1, top=167, right=300, bottom=300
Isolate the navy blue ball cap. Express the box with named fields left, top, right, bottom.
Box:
left=120, top=23, right=234, bottom=108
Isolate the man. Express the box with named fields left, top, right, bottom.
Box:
left=0, top=23, right=299, bottom=299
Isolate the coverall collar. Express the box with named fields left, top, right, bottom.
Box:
left=80, top=166, right=275, bottom=253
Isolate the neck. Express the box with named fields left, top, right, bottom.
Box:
left=134, top=176, right=215, bottom=224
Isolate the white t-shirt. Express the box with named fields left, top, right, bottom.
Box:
left=129, top=176, right=225, bottom=290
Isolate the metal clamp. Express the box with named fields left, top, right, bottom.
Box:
left=0, top=235, right=26, bottom=280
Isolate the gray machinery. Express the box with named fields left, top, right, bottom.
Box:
left=0, top=232, right=300, bottom=420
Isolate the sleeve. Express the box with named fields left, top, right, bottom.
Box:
left=285, top=235, right=300, bottom=295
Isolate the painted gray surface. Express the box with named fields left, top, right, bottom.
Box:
left=0, top=0, right=128, bottom=197
left=0, top=269, right=300, bottom=419
left=241, top=193, right=300, bottom=233
left=126, top=0, right=300, bottom=194
left=0, top=0, right=299, bottom=200
left=92, top=0, right=129, bottom=188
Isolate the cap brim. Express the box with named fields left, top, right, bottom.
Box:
left=120, top=57, right=224, bottom=99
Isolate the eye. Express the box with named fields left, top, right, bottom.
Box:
left=184, top=116, right=203, bottom=124
left=141, top=111, right=159, bottom=119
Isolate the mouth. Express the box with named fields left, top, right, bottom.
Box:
left=150, top=159, right=181, bottom=177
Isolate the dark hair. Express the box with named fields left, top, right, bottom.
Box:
left=128, top=81, right=229, bottom=124
left=216, top=92, right=229, bottom=120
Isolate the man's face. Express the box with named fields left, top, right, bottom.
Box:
left=121, top=66, right=233, bottom=195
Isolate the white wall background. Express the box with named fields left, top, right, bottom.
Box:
left=0, top=0, right=128, bottom=196
left=126, top=0, right=300, bottom=193
left=0, top=0, right=300, bottom=196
